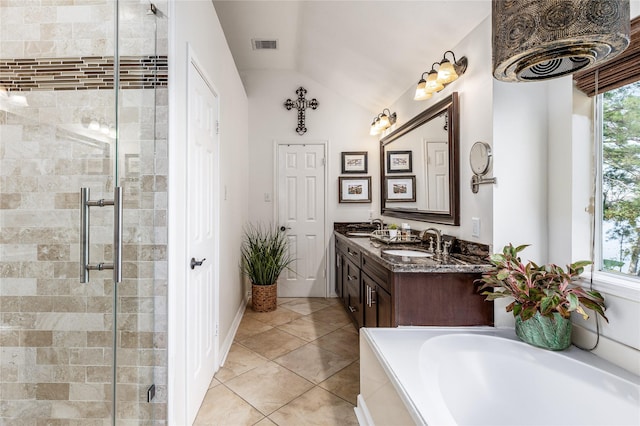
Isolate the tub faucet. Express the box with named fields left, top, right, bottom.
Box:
left=371, top=218, right=384, bottom=230
left=422, top=227, right=442, bottom=256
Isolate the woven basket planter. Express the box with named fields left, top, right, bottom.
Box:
left=252, top=283, right=277, bottom=312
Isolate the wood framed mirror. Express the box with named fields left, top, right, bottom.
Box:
left=380, top=92, right=460, bottom=225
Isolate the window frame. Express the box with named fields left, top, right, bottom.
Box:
left=589, top=88, right=640, bottom=301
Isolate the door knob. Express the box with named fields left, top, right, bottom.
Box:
left=190, top=258, right=206, bottom=270
left=280, top=226, right=291, bottom=232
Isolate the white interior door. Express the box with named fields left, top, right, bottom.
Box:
left=277, top=143, right=326, bottom=297
left=426, top=141, right=449, bottom=212
left=186, top=59, right=219, bottom=424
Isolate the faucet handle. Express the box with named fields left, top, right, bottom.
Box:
left=443, top=241, right=451, bottom=256
left=428, top=237, right=434, bottom=252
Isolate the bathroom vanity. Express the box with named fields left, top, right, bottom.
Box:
left=335, top=230, right=494, bottom=328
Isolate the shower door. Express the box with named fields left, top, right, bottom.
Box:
left=0, top=1, right=167, bottom=424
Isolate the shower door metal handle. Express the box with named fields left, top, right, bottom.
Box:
left=80, top=187, right=123, bottom=284
left=80, top=188, right=91, bottom=283
left=113, top=187, right=123, bottom=284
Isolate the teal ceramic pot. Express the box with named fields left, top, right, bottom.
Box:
left=515, top=312, right=572, bottom=350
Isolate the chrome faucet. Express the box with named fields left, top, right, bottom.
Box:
left=371, top=218, right=384, bottom=230
left=422, top=227, right=442, bottom=256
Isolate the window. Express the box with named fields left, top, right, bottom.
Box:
left=598, top=81, right=640, bottom=279
left=574, top=17, right=640, bottom=282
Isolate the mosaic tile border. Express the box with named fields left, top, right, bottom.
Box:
left=0, top=55, right=168, bottom=91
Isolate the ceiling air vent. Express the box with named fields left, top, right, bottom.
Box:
left=251, top=39, right=278, bottom=50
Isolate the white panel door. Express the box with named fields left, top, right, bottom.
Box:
left=277, top=143, right=326, bottom=297
left=186, top=59, right=219, bottom=424
left=426, top=141, right=449, bottom=212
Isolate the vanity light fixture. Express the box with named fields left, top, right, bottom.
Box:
left=414, top=51, right=468, bottom=101
left=424, top=63, right=445, bottom=94
left=437, top=51, right=467, bottom=84
left=413, top=72, right=431, bottom=100
left=369, top=108, right=397, bottom=136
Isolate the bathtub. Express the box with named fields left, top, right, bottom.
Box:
left=357, top=327, right=640, bottom=426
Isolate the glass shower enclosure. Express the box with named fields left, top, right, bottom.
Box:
left=0, top=1, right=167, bottom=423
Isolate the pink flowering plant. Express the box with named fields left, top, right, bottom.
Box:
left=478, top=244, right=608, bottom=322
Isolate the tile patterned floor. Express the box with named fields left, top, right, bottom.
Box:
left=194, top=298, right=360, bottom=426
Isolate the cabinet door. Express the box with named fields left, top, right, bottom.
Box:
left=376, top=286, right=392, bottom=327
left=335, top=251, right=344, bottom=300
left=346, top=276, right=363, bottom=328
left=363, top=279, right=377, bottom=328
left=363, top=272, right=392, bottom=328
left=344, top=259, right=362, bottom=327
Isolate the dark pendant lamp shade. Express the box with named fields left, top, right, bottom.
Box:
left=493, top=0, right=630, bottom=82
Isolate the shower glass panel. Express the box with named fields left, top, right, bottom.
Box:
left=0, top=1, right=167, bottom=424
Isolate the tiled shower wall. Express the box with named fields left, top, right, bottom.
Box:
left=0, top=1, right=168, bottom=424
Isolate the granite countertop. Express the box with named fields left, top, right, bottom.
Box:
left=335, top=230, right=493, bottom=274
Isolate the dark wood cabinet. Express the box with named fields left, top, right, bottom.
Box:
left=344, top=258, right=362, bottom=327
left=334, top=234, right=493, bottom=329
left=336, top=238, right=363, bottom=328
left=363, top=272, right=392, bottom=328
left=362, top=253, right=393, bottom=328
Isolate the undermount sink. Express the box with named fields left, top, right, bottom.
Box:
left=346, top=231, right=373, bottom=237
left=382, top=249, right=433, bottom=258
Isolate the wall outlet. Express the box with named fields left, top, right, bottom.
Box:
left=472, top=217, right=480, bottom=238
left=264, top=193, right=271, bottom=202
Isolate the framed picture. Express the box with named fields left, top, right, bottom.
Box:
left=339, top=176, right=372, bottom=203
left=385, top=175, right=416, bottom=202
left=341, top=151, right=368, bottom=174
left=386, top=150, right=412, bottom=173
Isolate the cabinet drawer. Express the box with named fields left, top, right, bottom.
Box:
left=362, top=254, right=390, bottom=293
left=336, top=238, right=349, bottom=255
left=345, top=246, right=361, bottom=266
left=344, top=259, right=361, bottom=290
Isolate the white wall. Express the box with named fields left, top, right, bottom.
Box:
left=168, top=0, right=249, bottom=422
left=226, top=3, right=640, bottom=376
left=242, top=69, right=376, bottom=296
left=561, top=84, right=639, bottom=374
left=243, top=69, right=377, bottom=224
left=547, top=9, right=640, bottom=375
left=385, top=17, right=494, bottom=244
left=491, top=49, right=640, bottom=373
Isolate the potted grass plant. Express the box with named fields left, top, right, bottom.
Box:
left=478, top=244, right=608, bottom=350
left=241, top=223, right=295, bottom=312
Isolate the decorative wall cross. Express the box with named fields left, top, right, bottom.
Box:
left=284, top=87, right=319, bottom=135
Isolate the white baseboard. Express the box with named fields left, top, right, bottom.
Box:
left=219, top=295, right=248, bottom=366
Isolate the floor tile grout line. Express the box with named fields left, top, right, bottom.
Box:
left=219, top=373, right=323, bottom=419
left=233, top=316, right=358, bottom=371
left=228, top=336, right=355, bottom=383
left=316, top=358, right=360, bottom=406
left=205, top=298, right=359, bottom=423
left=229, top=338, right=357, bottom=389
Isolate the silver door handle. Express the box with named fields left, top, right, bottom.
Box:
left=280, top=226, right=292, bottom=231
left=80, top=187, right=123, bottom=284
left=113, top=186, right=122, bottom=284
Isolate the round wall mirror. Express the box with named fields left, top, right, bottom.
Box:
left=470, top=141, right=492, bottom=176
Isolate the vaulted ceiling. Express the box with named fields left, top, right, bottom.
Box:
left=213, top=1, right=491, bottom=112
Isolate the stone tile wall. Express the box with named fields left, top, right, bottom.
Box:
left=0, top=0, right=168, bottom=424
left=0, top=55, right=168, bottom=92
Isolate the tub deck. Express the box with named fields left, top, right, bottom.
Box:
left=357, top=327, right=640, bottom=426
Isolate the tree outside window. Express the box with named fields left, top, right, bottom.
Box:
left=601, top=81, right=640, bottom=277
